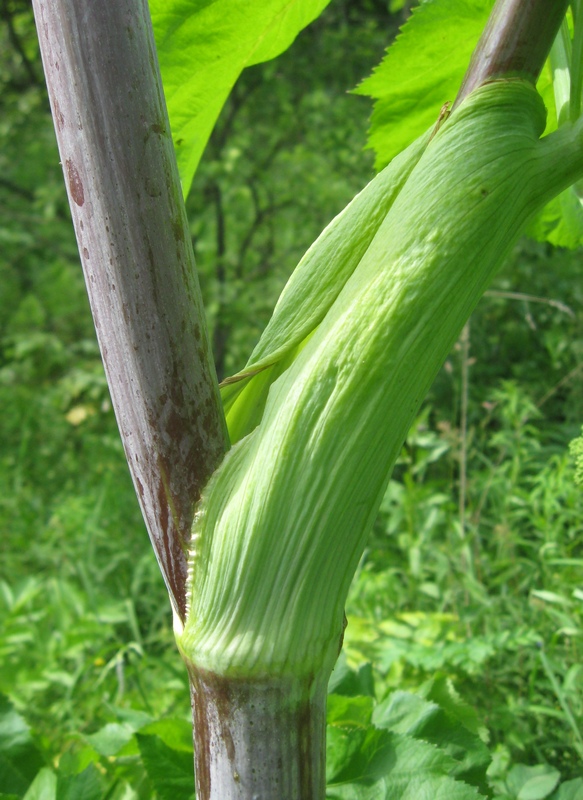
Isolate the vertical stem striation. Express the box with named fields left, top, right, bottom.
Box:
left=31, top=0, right=229, bottom=620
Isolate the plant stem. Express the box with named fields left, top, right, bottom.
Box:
left=455, top=0, right=570, bottom=108
left=187, top=668, right=327, bottom=800
left=31, top=0, right=229, bottom=621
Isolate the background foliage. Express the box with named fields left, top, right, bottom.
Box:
left=1, top=0, right=582, bottom=797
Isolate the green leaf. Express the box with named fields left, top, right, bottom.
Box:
left=328, top=654, right=376, bottom=698
left=0, top=694, right=44, bottom=795
left=56, top=748, right=100, bottom=779
left=326, top=728, right=485, bottom=799
left=149, top=0, right=332, bottom=196
left=506, top=765, right=561, bottom=800
left=355, top=0, right=583, bottom=249
left=372, top=690, right=490, bottom=792
left=530, top=590, right=571, bottom=606
left=0, top=694, right=34, bottom=754
left=86, top=723, right=135, bottom=757
left=354, top=0, right=494, bottom=171
left=551, top=779, right=583, bottom=800
left=327, top=727, right=456, bottom=786
left=136, top=733, right=194, bottom=800
left=22, top=769, right=57, bottom=800
left=328, top=694, right=375, bottom=728
left=527, top=186, right=583, bottom=249
left=420, top=676, right=488, bottom=740
left=139, top=718, right=194, bottom=752
left=56, top=765, right=104, bottom=800
left=327, top=779, right=485, bottom=799
left=373, top=691, right=439, bottom=733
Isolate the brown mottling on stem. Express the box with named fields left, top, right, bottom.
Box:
left=54, top=98, right=65, bottom=131
left=65, top=159, right=84, bottom=206
left=33, top=0, right=228, bottom=625
left=187, top=667, right=327, bottom=800
left=172, top=217, right=185, bottom=243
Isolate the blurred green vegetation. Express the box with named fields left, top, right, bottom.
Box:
left=1, top=1, right=582, bottom=798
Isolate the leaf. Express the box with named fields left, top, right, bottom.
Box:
left=23, top=768, right=57, bottom=800
left=530, top=590, right=572, bottom=606
left=372, top=690, right=490, bottom=792
left=327, top=778, right=485, bottom=799
left=86, top=723, right=135, bottom=757
left=506, top=765, right=561, bottom=800
left=328, top=694, right=375, bottom=728
left=136, top=733, right=195, bottom=800
left=139, top=718, right=194, bottom=752
left=326, top=727, right=456, bottom=786
left=328, top=654, right=376, bottom=698
left=0, top=694, right=34, bottom=754
left=149, top=0, right=332, bottom=196
left=355, top=0, right=583, bottom=249
left=527, top=186, right=583, bottom=249
left=326, top=728, right=485, bottom=800
left=551, top=778, right=583, bottom=800
left=354, top=0, right=494, bottom=170
left=0, top=694, right=44, bottom=796
left=420, top=677, right=487, bottom=740
left=55, top=765, right=105, bottom=800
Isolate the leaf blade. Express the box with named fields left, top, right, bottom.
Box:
left=149, top=0, right=332, bottom=195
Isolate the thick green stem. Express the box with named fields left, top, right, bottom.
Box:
left=31, top=0, right=229, bottom=621
left=455, top=0, right=570, bottom=107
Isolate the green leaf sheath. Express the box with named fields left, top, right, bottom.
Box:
left=176, top=80, right=583, bottom=681
left=221, top=129, right=431, bottom=443
left=149, top=0, right=332, bottom=197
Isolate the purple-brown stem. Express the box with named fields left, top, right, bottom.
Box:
left=455, top=0, right=570, bottom=107
left=31, top=0, right=229, bottom=621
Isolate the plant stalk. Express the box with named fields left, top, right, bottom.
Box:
left=455, top=0, right=570, bottom=107
left=187, top=668, right=327, bottom=800
left=31, top=0, right=229, bottom=621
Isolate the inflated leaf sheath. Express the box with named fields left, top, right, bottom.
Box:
left=177, top=81, right=583, bottom=680
left=221, top=130, right=431, bottom=443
